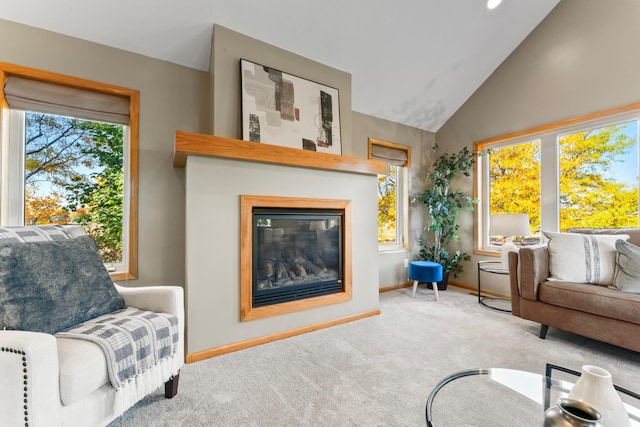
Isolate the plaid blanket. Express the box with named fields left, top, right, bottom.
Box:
left=56, top=307, right=179, bottom=389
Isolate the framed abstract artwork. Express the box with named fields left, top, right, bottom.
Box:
left=240, top=59, right=342, bottom=155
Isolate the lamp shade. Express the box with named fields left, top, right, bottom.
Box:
left=489, top=214, right=531, bottom=238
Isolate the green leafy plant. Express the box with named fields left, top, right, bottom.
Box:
left=413, top=144, right=478, bottom=278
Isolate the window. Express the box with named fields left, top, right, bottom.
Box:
left=377, top=164, right=401, bottom=244
left=0, top=63, right=139, bottom=280
left=485, top=139, right=541, bottom=247
left=558, top=121, right=639, bottom=230
left=475, top=104, right=640, bottom=254
left=368, top=138, right=410, bottom=250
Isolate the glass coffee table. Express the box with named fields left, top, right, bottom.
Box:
left=426, top=364, right=640, bottom=426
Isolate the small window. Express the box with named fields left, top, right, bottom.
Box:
left=369, top=138, right=410, bottom=250
left=377, top=164, right=400, bottom=244
left=487, top=139, right=541, bottom=247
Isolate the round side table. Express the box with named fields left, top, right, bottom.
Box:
left=477, top=260, right=511, bottom=312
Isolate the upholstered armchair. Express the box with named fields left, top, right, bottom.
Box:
left=0, top=225, right=184, bottom=427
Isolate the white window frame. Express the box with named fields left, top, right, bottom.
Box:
left=475, top=105, right=640, bottom=255
left=2, top=110, right=25, bottom=224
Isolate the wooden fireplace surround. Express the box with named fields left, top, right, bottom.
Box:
left=240, top=195, right=352, bottom=321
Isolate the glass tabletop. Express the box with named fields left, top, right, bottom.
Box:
left=426, top=366, right=640, bottom=426
left=478, top=260, right=510, bottom=274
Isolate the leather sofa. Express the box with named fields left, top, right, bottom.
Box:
left=0, top=225, right=184, bottom=426
left=508, top=227, right=640, bottom=352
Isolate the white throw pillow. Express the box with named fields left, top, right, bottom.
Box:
left=542, top=231, right=629, bottom=286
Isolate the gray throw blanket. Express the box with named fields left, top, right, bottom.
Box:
left=56, top=307, right=179, bottom=389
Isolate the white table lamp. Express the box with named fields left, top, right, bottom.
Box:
left=489, top=214, right=531, bottom=269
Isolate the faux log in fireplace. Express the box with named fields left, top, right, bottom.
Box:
left=240, top=195, right=352, bottom=321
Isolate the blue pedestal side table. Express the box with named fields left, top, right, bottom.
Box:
left=409, top=260, right=443, bottom=301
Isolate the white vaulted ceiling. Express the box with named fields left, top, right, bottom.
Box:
left=0, top=0, right=560, bottom=132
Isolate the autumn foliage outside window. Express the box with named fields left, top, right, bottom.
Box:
left=24, top=112, right=125, bottom=263
left=488, top=140, right=541, bottom=244
left=558, top=122, right=638, bottom=230
left=377, top=164, right=398, bottom=245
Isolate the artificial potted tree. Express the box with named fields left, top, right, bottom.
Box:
left=413, top=144, right=477, bottom=289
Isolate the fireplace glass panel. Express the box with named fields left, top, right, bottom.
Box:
left=253, top=208, right=344, bottom=307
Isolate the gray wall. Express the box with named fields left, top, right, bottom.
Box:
left=0, top=18, right=209, bottom=286
left=436, top=0, right=640, bottom=293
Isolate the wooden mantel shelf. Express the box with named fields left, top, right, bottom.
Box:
left=174, top=131, right=389, bottom=176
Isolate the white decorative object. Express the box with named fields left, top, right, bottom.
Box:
left=489, top=214, right=530, bottom=269
left=568, top=365, right=630, bottom=427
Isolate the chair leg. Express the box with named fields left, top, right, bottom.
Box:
left=431, top=282, right=440, bottom=302
left=539, top=324, right=549, bottom=339
left=412, top=280, right=419, bottom=298
left=165, top=372, right=180, bottom=398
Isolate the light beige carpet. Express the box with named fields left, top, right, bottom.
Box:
left=108, top=286, right=640, bottom=426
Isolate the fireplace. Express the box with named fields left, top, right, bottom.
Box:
left=240, top=195, right=352, bottom=321
left=252, top=208, right=344, bottom=307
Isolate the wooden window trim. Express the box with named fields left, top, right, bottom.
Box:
left=475, top=101, right=640, bottom=150
left=0, top=62, right=139, bottom=280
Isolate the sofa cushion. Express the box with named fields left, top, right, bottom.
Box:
left=0, top=235, right=124, bottom=334
left=57, top=337, right=109, bottom=405
left=613, top=239, right=640, bottom=293
left=539, top=280, right=640, bottom=325
left=543, top=231, right=628, bottom=286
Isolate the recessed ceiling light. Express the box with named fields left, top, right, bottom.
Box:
left=487, top=0, right=503, bottom=10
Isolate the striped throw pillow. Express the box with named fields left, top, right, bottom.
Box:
left=543, top=231, right=629, bottom=286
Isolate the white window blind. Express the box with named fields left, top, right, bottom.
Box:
left=370, top=143, right=409, bottom=167
left=4, top=76, right=130, bottom=125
